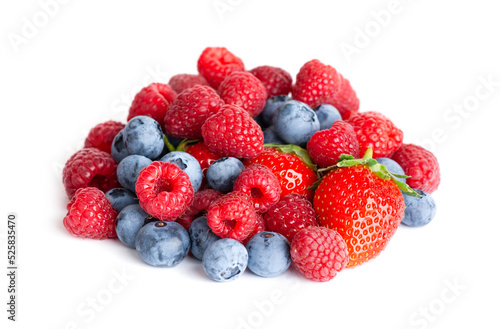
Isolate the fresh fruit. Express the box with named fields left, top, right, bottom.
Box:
left=62, top=148, right=120, bottom=198
left=189, top=216, right=221, bottom=260
left=241, top=213, right=266, bottom=245
left=135, top=161, right=194, bottom=220
left=63, top=187, right=118, bottom=239
left=206, top=157, right=245, bottom=193
left=123, top=115, right=165, bottom=160
left=115, top=204, right=157, bottom=248
left=197, top=47, right=245, bottom=89
left=375, top=157, right=406, bottom=183
left=168, top=74, right=209, bottom=94
left=307, top=120, right=359, bottom=168
left=116, top=155, right=152, bottom=193
left=176, top=189, right=223, bottom=230
left=272, top=100, right=320, bottom=148
left=263, top=126, right=285, bottom=144
left=135, top=221, right=190, bottom=267
left=164, top=85, right=225, bottom=139
left=127, top=83, right=177, bottom=128
left=111, top=129, right=129, bottom=162
left=248, top=65, right=293, bottom=98
left=84, top=120, right=125, bottom=154
left=185, top=141, right=223, bottom=189
left=160, top=151, right=203, bottom=192
left=105, top=188, right=139, bottom=212
left=391, top=143, right=440, bottom=193
left=246, top=231, right=291, bottom=278
left=401, top=189, right=437, bottom=227
left=218, top=71, right=267, bottom=118
left=347, top=111, right=403, bottom=158
left=202, top=238, right=248, bottom=282
left=314, top=104, right=342, bottom=130
left=233, top=164, right=281, bottom=213
left=290, top=226, right=348, bottom=282
left=201, top=104, right=264, bottom=159
left=260, top=95, right=291, bottom=127
left=264, top=193, right=318, bottom=242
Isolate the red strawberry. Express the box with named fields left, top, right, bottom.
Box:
left=248, top=65, right=293, bottom=98
left=201, top=104, right=264, bottom=159
left=197, top=47, right=245, bottom=89
left=185, top=141, right=223, bottom=189
left=244, top=145, right=317, bottom=201
left=176, top=189, right=224, bottom=230
left=391, top=144, right=440, bottom=194
left=313, top=149, right=418, bottom=268
left=127, top=83, right=177, bottom=128
left=164, top=85, right=224, bottom=139
left=218, top=71, right=268, bottom=117
left=168, top=74, right=209, bottom=94
left=307, top=120, right=359, bottom=168
left=84, top=120, right=125, bottom=154
left=292, top=59, right=359, bottom=120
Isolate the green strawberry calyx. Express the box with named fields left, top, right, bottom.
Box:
left=163, top=136, right=199, bottom=152
left=264, top=143, right=317, bottom=172
left=317, top=148, right=421, bottom=197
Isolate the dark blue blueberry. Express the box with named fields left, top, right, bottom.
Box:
left=376, top=157, right=406, bottom=183
left=253, top=114, right=267, bottom=130
left=246, top=231, right=291, bottom=278
left=206, top=157, right=245, bottom=193
left=123, top=116, right=164, bottom=160
left=188, top=216, right=221, bottom=260
left=105, top=188, right=138, bottom=212
left=115, top=204, right=157, bottom=248
left=116, top=155, right=152, bottom=193
left=202, top=238, right=248, bottom=282
left=135, top=221, right=190, bottom=267
left=263, top=126, right=285, bottom=144
left=160, top=151, right=203, bottom=192
left=402, top=189, right=436, bottom=227
left=261, top=95, right=291, bottom=127
left=272, top=100, right=320, bottom=147
left=314, top=104, right=342, bottom=130
left=111, top=129, right=130, bottom=162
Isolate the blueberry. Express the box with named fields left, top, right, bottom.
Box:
left=253, top=114, right=267, bottom=130
left=263, top=126, right=285, bottom=144
left=246, top=231, right=291, bottom=278
left=376, top=158, right=406, bottom=183
left=202, top=238, right=248, bottom=282
left=105, top=188, right=138, bottom=212
left=111, top=129, right=130, bottom=162
left=160, top=151, right=203, bottom=192
left=272, top=100, right=320, bottom=147
left=115, top=204, right=157, bottom=248
left=116, top=155, right=152, bottom=192
left=206, top=157, right=245, bottom=193
left=135, top=221, right=190, bottom=267
left=123, top=116, right=164, bottom=160
left=402, top=189, right=436, bottom=227
left=314, top=104, right=342, bottom=130
left=261, top=95, right=291, bottom=127
left=188, top=216, right=221, bottom=260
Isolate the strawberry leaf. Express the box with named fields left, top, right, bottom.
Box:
left=264, top=143, right=317, bottom=172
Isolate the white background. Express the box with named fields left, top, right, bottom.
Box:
left=1, top=0, right=499, bottom=328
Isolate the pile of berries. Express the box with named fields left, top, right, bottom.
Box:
left=62, top=47, right=440, bottom=282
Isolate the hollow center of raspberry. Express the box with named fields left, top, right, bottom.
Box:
left=155, top=178, right=174, bottom=194
left=223, top=219, right=236, bottom=230
left=250, top=187, right=263, bottom=200
left=88, top=175, right=108, bottom=189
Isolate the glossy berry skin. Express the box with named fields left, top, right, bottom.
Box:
left=402, top=189, right=437, bottom=227
left=128, top=83, right=177, bottom=128
left=197, top=47, right=245, bottom=89
left=233, top=164, right=281, bottom=213
left=260, top=95, right=291, bottom=127
left=116, top=155, right=152, bottom=193
left=84, top=120, right=125, bottom=154
left=160, top=151, right=203, bottom=192
left=206, top=191, right=259, bottom=242
left=62, top=148, right=120, bottom=198
left=111, top=129, right=130, bottom=163
left=123, top=116, right=165, bottom=160
left=63, top=187, right=118, bottom=239
left=391, top=144, right=440, bottom=194
left=314, top=104, right=342, bottom=130
left=206, top=157, right=245, bottom=193
left=164, top=85, right=225, bottom=139
left=248, top=66, right=293, bottom=98
left=176, top=189, right=223, bottom=230
left=272, top=100, right=320, bottom=148
left=347, top=111, right=403, bottom=158
left=185, top=141, right=222, bottom=189
left=246, top=231, right=291, bottom=278
left=135, top=161, right=194, bottom=221
left=313, top=165, right=405, bottom=268
left=290, top=226, right=348, bottom=282
left=201, top=105, right=264, bottom=159
left=307, top=120, right=359, bottom=168
left=105, top=188, right=139, bottom=212
left=115, top=204, right=157, bottom=248
left=245, top=148, right=317, bottom=201
left=202, top=238, right=248, bottom=282
left=264, top=193, right=318, bottom=242
left=375, top=157, right=406, bottom=183
left=168, top=74, right=209, bottom=94
left=219, top=71, right=268, bottom=118
left=135, top=221, right=190, bottom=267
left=189, top=216, right=221, bottom=260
